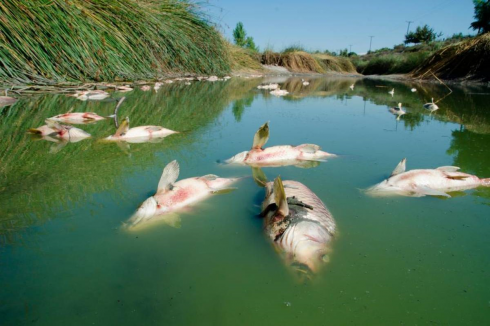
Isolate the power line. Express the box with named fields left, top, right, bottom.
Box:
left=405, top=21, right=414, bottom=35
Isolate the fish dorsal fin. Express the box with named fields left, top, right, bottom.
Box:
left=298, top=144, right=320, bottom=153
left=436, top=166, right=460, bottom=172
left=157, top=160, right=180, bottom=192
left=115, top=117, right=130, bottom=137
left=390, top=158, right=406, bottom=177
left=200, top=174, right=219, bottom=180
left=252, top=122, right=269, bottom=149
left=273, top=176, right=289, bottom=217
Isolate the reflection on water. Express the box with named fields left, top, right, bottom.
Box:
left=1, top=76, right=489, bottom=325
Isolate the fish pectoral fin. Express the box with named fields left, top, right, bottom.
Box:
left=437, top=166, right=460, bottom=172
left=157, top=160, right=180, bottom=192
left=200, top=174, right=219, bottom=181
left=114, top=117, right=129, bottom=137
left=414, top=186, right=451, bottom=198
left=210, top=187, right=237, bottom=195
left=252, top=167, right=268, bottom=188
left=252, top=122, right=269, bottom=150
left=390, top=158, right=406, bottom=177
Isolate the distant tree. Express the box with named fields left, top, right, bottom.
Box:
left=233, top=22, right=258, bottom=51
left=405, top=25, right=441, bottom=44
left=245, top=37, right=258, bottom=51
left=233, top=22, right=246, bottom=47
left=347, top=52, right=357, bottom=57
left=339, top=48, right=349, bottom=57
left=470, top=0, right=490, bottom=34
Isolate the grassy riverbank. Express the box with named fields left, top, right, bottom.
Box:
left=351, top=34, right=475, bottom=76
left=0, top=0, right=230, bottom=84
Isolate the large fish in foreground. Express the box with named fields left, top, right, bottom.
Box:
left=260, top=176, right=336, bottom=276
left=125, top=160, right=240, bottom=230
left=104, top=117, right=178, bottom=143
left=367, top=158, right=490, bottom=197
left=225, top=122, right=335, bottom=167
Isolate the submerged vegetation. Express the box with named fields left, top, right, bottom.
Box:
left=0, top=0, right=230, bottom=84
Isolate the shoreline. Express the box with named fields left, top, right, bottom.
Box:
left=1, top=68, right=487, bottom=96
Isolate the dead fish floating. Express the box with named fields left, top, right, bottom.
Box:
left=28, top=120, right=91, bottom=141
left=366, top=158, right=490, bottom=197
left=225, top=122, right=335, bottom=167
left=389, top=103, right=406, bottom=119
left=0, top=96, right=17, bottom=108
left=270, top=88, right=289, bottom=96
left=69, top=90, right=110, bottom=101
left=104, top=117, right=178, bottom=143
left=261, top=176, right=336, bottom=276
left=125, top=160, right=241, bottom=230
left=423, top=98, right=439, bottom=112
left=48, top=112, right=108, bottom=124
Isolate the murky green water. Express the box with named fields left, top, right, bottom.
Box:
left=1, top=77, right=490, bottom=325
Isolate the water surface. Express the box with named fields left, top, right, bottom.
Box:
left=1, top=77, right=489, bottom=325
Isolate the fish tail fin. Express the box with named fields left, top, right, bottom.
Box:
left=482, top=178, right=490, bottom=187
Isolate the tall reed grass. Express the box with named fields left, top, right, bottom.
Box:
left=0, top=0, right=230, bottom=84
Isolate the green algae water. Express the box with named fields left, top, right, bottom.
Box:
left=1, top=77, right=490, bottom=325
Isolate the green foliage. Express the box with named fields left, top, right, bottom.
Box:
left=355, top=52, right=431, bottom=75
left=0, top=0, right=230, bottom=84
left=405, top=25, right=441, bottom=44
left=233, top=22, right=247, bottom=47
left=233, top=22, right=258, bottom=52
left=245, top=37, right=258, bottom=51
left=470, top=0, right=490, bottom=34
left=282, top=44, right=306, bottom=53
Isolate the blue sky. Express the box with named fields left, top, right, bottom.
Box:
left=206, top=0, right=476, bottom=53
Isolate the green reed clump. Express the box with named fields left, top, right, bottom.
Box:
left=354, top=52, right=431, bottom=75
left=0, top=0, right=230, bottom=84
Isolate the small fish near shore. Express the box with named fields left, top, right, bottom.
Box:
left=366, top=158, right=490, bottom=198
left=125, top=160, right=241, bottom=230
left=104, top=117, right=178, bottom=143
left=225, top=122, right=335, bottom=167
left=28, top=120, right=91, bottom=141
left=48, top=112, right=108, bottom=124
left=260, top=176, right=336, bottom=276
left=68, top=90, right=110, bottom=101
left=0, top=96, right=18, bottom=108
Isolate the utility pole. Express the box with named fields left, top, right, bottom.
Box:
left=368, top=36, right=374, bottom=53
left=405, top=21, right=414, bottom=35
left=349, top=44, right=352, bottom=53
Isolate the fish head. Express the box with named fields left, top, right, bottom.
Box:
left=126, top=196, right=163, bottom=229
left=365, top=179, right=401, bottom=197
left=224, top=151, right=248, bottom=164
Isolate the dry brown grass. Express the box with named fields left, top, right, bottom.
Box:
left=411, top=32, right=490, bottom=82
left=312, top=54, right=357, bottom=73
left=261, top=51, right=324, bottom=73
left=228, top=44, right=263, bottom=73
